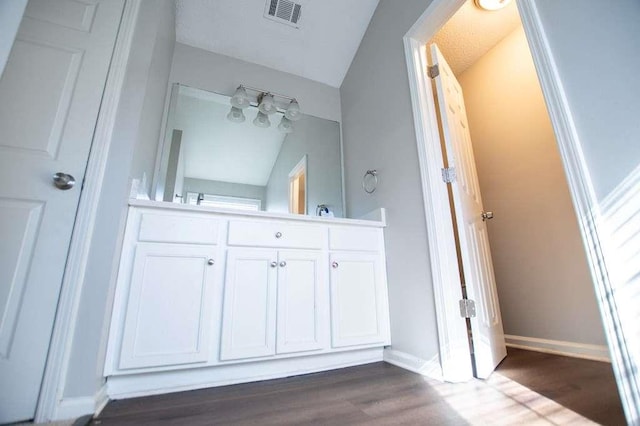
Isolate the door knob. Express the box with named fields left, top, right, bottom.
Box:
left=481, top=211, right=494, bottom=221
left=53, top=172, right=76, bottom=190
left=275, top=232, right=283, bottom=239
left=332, top=261, right=339, bottom=269
left=279, top=261, right=287, bottom=267
left=207, top=259, right=215, bottom=265
left=270, top=261, right=277, bottom=268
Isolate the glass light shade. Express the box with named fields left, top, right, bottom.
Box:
left=474, top=0, right=512, bottom=11
left=226, top=106, right=246, bottom=123
left=253, top=111, right=271, bottom=128
left=278, top=116, right=294, bottom=133
left=284, top=99, right=301, bottom=121
left=230, top=85, right=251, bottom=109
left=258, top=93, right=277, bottom=115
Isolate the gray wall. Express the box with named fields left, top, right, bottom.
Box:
left=170, top=44, right=342, bottom=123
left=265, top=116, right=343, bottom=217
left=533, top=0, right=640, bottom=203
left=63, top=0, right=176, bottom=398
left=0, top=0, right=27, bottom=78
left=340, top=0, right=439, bottom=363
left=183, top=178, right=266, bottom=208
left=458, top=27, right=605, bottom=345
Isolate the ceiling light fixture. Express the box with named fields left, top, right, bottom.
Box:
left=474, top=0, right=512, bottom=11
left=227, top=84, right=302, bottom=131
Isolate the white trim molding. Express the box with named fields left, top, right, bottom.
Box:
left=383, top=348, right=442, bottom=381
left=35, top=0, right=142, bottom=422
left=505, top=335, right=610, bottom=363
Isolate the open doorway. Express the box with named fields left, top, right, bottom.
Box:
left=425, top=0, right=610, bottom=377
left=288, top=155, right=307, bottom=214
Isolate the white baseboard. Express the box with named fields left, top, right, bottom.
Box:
left=107, top=348, right=384, bottom=399
left=505, top=335, right=610, bottom=362
left=53, top=396, right=94, bottom=422
left=94, top=383, right=110, bottom=417
left=383, top=348, right=442, bottom=380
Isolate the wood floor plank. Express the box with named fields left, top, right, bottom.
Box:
left=94, top=348, right=625, bottom=425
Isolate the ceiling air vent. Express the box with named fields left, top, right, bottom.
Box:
left=264, top=0, right=302, bottom=28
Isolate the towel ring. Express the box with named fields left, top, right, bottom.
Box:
left=362, top=169, right=378, bottom=194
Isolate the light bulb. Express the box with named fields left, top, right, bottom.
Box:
left=474, top=0, right=512, bottom=11
left=226, top=106, right=246, bottom=123
left=230, top=85, right=250, bottom=109
left=284, top=99, right=301, bottom=121
left=258, top=93, right=277, bottom=115
left=253, top=111, right=271, bottom=128
left=278, top=116, right=294, bottom=133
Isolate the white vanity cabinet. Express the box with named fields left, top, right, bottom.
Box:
left=220, top=248, right=325, bottom=360
left=105, top=202, right=390, bottom=399
left=329, top=227, right=390, bottom=348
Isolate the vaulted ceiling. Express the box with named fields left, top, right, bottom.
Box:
left=175, top=0, right=380, bottom=88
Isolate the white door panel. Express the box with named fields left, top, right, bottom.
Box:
left=118, top=244, right=217, bottom=370
left=220, top=249, right=278, bottom=360
left=276, top=250, right=325, bottom=354
left=0, top=0, right=123, bottom=422
left=431, top=44, right=506, bottom=379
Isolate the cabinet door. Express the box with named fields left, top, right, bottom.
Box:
left=119, top=244, right=217, bottom=369
left=330, top=253, right=387, bottom=347
left=276, top=250, right=326, bottom=354
left=220, top=249, right=278, bottom=360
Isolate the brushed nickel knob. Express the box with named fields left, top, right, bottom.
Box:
left=270, top=261, right=278, bottom=268
left=207, top=259, right=214, bottom=265
left=332, top=261, right=339, bottom=269
left=275, top=232, right=283, bottom=239
left=53, top=172, right=76, bottom=190
left=279, top=261, right=287, bottom=267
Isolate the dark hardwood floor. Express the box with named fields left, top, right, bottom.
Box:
left=94, top=348, right=625, bottom=425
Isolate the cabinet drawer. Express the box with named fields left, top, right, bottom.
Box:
left=138, top=212, right=219, bottom=244
left=228, top=220, right=326, bottom=249
left=329, top=227, right=381, bottom=252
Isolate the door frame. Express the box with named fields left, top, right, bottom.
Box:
left=403, top=0, right=639, bottom=420
left=35, top=0, right=142, bottom=422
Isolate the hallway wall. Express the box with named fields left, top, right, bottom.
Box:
left=457, top=26, right=606, bottom=347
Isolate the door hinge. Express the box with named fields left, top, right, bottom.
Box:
left=428, top=64, right=440, bottom=79
left=459, top=299, right=476, bottom=318
left=441, top=167, right=456, bottom=183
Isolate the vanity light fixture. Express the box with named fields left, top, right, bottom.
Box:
left=226, top=106, right=246, bottom=123
left=278, top=116, right=294, bottom=133
left=230, top=85, right=251, bottom=109
left=474, top=0, right=512, bottom=11
left=228, top=84, right=301, bottom=130
left=253, top=111, right=271, bottom=128
left=284, top=99, right=301, bottom=121
left=258, top=93, right=277, bottom=115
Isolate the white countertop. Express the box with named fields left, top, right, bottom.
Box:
left=129, top=199, right=386, bottom=228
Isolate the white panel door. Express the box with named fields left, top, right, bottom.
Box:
left=330, top=253, right=386, bottom=348
left=431, top=44, right=506, bottom=378
left=118, top=244, right=217, bottom=370
left=220, top=249, right=278, bottom=360
left=0, top=0, right=123, bottom=422
left=276, top=250, right=325, bottom=354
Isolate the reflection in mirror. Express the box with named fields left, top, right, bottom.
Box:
left=154, top=84, right=343, bottom=216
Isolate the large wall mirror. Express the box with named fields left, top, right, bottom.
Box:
left=154, top=84, right=344, bottom=217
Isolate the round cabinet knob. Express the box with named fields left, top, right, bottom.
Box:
left=279, top=261, right=287, bottom=267
left=270, top=261, right=278, bottom=268
left=275, top=232, right=283, bottom=239
left=53, top=172, right=76, bottom=190
left=207, top=259, right=215, bottom=265
left=332, top=261, right=339, bottom=269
